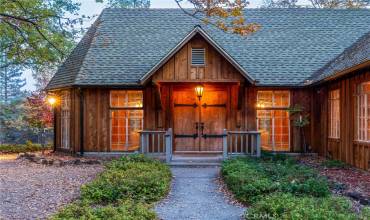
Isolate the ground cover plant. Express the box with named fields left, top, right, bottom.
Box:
left=221, top=155, right=370, bottom=219
left=0, top=141, right=51, bottom=153
left=51, top=154, right=171, bottom=220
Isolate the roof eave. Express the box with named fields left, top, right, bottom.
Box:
left=309, top=59, right=370, bottom=86
left=139, top=26, right=255, bottom=85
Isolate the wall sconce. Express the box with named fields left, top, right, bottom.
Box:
left=195, top=85, right=204, bottom=101
left=47, top=96, right=58, bottom=107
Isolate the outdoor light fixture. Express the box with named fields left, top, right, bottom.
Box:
left=47, top=96, right=57, bottom=106
left=195, top=85, right=204, bottom=100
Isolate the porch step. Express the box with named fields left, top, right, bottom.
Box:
left=169, top=154, right=223, bottom=167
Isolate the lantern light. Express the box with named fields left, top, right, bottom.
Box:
left=195, top=85, right=204, bottom=100
left=47, top=96, right=57, bottom=106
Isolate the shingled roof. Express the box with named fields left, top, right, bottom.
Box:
left=46, top=8, right=370, bottom=90
left=310, top=31, right=370, bottom=84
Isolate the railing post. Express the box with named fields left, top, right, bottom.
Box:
left=165, top=128, right=173, bottom=163
left=256, top=132, right=261, bottom=157
left=140, top=132, right=145, bottom=154
left=223, top=129, right=228, bottom=160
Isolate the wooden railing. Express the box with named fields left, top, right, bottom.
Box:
left=223, top=129, right=261, bottom=159
left=139, top=128, right=173, bottom=163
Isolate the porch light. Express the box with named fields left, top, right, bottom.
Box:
left=47, top=96, right=57, bottom=106
left=195, top=85, right=204, bottom=100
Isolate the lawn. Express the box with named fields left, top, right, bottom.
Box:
left=221, top=155, right=370, bottom=219
left=51, top=154, right=172, bottom=220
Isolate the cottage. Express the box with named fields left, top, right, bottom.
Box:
left=46, top=8, right=370, bottom=169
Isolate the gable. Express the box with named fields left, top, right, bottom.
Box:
left=151, top=34, right=246, bottom=83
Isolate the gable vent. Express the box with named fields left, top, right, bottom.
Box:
left=191, top=48, right=205, bottom=66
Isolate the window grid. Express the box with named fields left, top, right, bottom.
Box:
left=328, top=89, right=340, bottom=139
left=356, top=82, right=370, bottom=142
left=256, top=91, right=290, bottom=151
left=60, top=91, right=71, bottom=149
left=110, top=90, right=143, bottom=151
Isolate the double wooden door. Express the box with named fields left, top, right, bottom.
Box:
left=173, top=86, right=227, bottom=152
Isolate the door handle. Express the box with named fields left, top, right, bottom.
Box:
left=200, top=122, right=204, bottom=136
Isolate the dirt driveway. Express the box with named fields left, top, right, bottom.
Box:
left=0, top=157, right=103, bottom=220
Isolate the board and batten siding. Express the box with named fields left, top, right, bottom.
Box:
left=312, top=68, right=370, bottom=170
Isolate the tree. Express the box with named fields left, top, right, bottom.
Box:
left=102, top=0, right=151, bottom=8
left=263, top=0, right=370, bottom=8
left=0, top=53, right=26, bottom=103
left=0, top=0, right=86, bottom=68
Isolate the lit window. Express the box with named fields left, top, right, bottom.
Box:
left=356, top=82, right=370, bottom=142
left=110, top=90, right=143, bottom=151
left=329, top=89, right=340, bottom=139
left=61, top=91, right=71, bottom=149
left=257, top=91, right=290, bottom=151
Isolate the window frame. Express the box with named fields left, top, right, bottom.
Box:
left=256, top=90, right=291, bottom=152
left=60, top=90, right=71, bottom=150
left=109, top=90, right=144, bottom=151
left=355, top=82, right=370, bottom=143
left=328, top=89, right=340, bottom=139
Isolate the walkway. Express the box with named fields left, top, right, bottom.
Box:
left=155, top=167, right=245, bottom=220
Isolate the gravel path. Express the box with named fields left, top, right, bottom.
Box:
left=155, top=167, right=245, bottom=220
left=0, top=158, right=103, bottom=220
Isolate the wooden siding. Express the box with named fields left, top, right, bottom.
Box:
left=152, top=34, right=245, bottom=83
left=312, top=68, right=370, bottom=170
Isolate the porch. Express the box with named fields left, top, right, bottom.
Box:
left=138, top=129, right=261, bottom=163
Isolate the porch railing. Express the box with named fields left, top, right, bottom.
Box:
left=223, top=129, right=261, bottom=159
left=139, top=128, right=173, bottom=163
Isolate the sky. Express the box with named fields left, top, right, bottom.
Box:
left=23, top=0, right=265, bottom=91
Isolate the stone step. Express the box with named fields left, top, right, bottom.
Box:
left=169, top=161, right=221, bottom=167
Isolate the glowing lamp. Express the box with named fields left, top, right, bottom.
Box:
left=47, top=97, right=57, bottom=106
left=195, top=85, right=204, bottom=100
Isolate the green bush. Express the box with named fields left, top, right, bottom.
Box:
left=321, top=159, right=348, bottom=168
left=247, top=193, right=357, bottom=220
left=81, top=154, right=171, bottom=204
left=51, top=200, right=156, bottom=220
left=221, top=157, right=330, bottom=203
left=52, top=155, right=171, bottom=219
left=360, top=207, right=370, bottom=220
left=0, top=142, right=51, bottom=153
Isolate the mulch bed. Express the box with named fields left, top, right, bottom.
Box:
left=0, top=157, right=104, bottom=220
left=298, top=156, right=370, bottom=209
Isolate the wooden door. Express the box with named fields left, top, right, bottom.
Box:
left=200, top=88, right=227, bottom=151
left=173, top=89, right=200, bottom=151
left=172, top=86, right=228, bottom=152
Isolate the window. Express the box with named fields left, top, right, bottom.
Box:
left=257, top=91, right=290, bottom=151
left=61, top=91, right=71, bottom=149
left=356, top=82, right=370, bottom=142
left=110, top=90, right=143, bottom=151
left=329, top=89, right=340, bottom=139
left=191, top=48, right=205, bottom=66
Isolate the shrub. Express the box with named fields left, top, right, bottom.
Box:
left=360, top=207, right=370, bottom=220
left=221, top=157, right=330, bottom=203
left=321, top=159, right=348, bottom=168
left=81, top=154, right=172, bottom=204
left=0, top=142, right=50, bottom=153
left=247, top=193, right=357, bottom=220
left=51, top=200, right=156, bottom=220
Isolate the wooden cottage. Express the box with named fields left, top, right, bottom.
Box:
left=46, top=8, right=370, bottom=169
